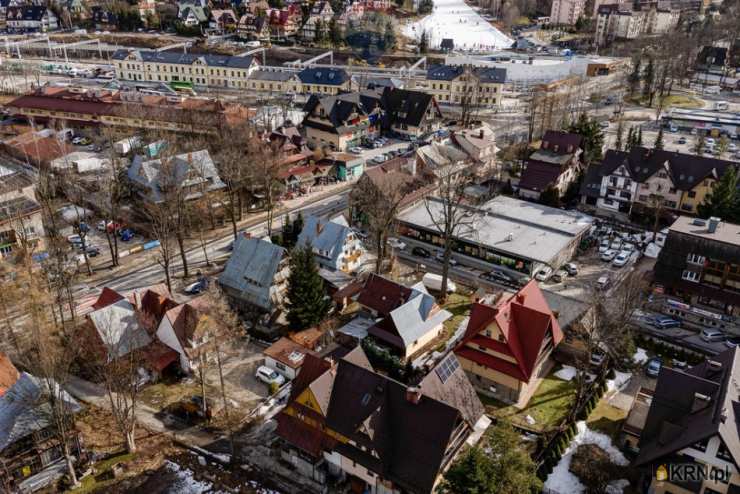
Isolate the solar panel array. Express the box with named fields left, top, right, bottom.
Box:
left=435, top=353, right=460, bottom=383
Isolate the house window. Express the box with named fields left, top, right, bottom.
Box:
left=687, top=254, right=705, bottom=265
left=717, top=442, right=733, bottom=462
left=692, top=437, right=709, bottom=452
left=682, top=270, right=700, bottom=282
left=275, top=362, right=286, bottom=371
left=688, top=191, right=696, bottom=198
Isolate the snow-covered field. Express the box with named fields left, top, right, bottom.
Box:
left=544, top=422, right=629, bottom=494
left=403, top=0, right=512, bottom=51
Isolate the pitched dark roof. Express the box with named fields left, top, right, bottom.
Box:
left=380, top=87, right=436, bottom=128
left=475, top=66, right=507, bottom=83
left=426, top=64, right=506, bottom=83
left=540, top=130, right=583, bottom=154
left=580, top=164, right=604, bottom=199
left=357, top=273, right=414, bottom=315
left=519, top=161, right=564, bottom=192
left=111, top=49, right=257, bottom=70
left=7, top=5, right=47, bottom=21
left=277, top=348, right=481, bottom=494
left=297, top=67, right=349, bottom=86
left=302, top=91, right=381, bottom=134
left=634, top=347, right=740, bottom=468
left=601, top=147, right=737, bottom=191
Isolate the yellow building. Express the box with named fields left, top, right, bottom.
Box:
left=414, top=64, right=506, bottom=106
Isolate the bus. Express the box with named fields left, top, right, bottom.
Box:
left=168, top=81, right=196, bottom=96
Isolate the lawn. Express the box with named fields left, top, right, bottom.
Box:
left=625, top=93, right=703, bottom=109
left=433, top=292, right=473, bottom=352
left=138, top=381, right=214, bottom=410
left=480, top=367, right=577, bottom=433
left=70, top=451, right=135, bottom=494
left=587, top=399, right=628, bottom=440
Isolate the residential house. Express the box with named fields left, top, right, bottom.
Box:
left=451, top=123, right=498, bottom=176
left=298, top=67, right=352, bottom=95
left=266, top=5, right=301, bottom=38
left=322, top=152, right=364, bottom=181
left=336, top=1, right=364, bottom=32
left=219, top=235, right=290, bottom=313
left=360, top=0, right=392, bottom=10
left=696, top=45, right=730, bottom=75
left=300, top=1, right=333, bottom=40
left=86, top=296, right=154, bottom=362
left=2, top=130, right=73, bottom=169
left=0, top=354, right=85, bottom=492
left=352, top=156, right=435, bottom=215
left=6, top=6, right=58, bottom=32
left=585, top=147, right=736, bottom=217
left=112, top=49, right=260, bottom=88
left=297, top=215, right=364, bottom=273
left=263, top=337, right=315, bottom=380
left=238, top=14, right=270, bottom=40
left=357, top=274, right=453, bottom=358
left=422, top=65, right=506, bottom=106
left=455, top=280, right=564, bottom=407
left=127, top=149, right=225, bottom=205
left=178, top=2, right=209, bottom=26
left=245, top=0, right=269, bottom=14
left=550, top=0, right=586, bottom=25
left=301, top=90, right=381, bottom=150
left=379, top=87, right=443, bottom=139
left=90, top=7, right=118, bottom=30
left=210, top=9, right=238, bottom=31
left=631, top=347, right=740, bottom=494
left=654, top=216, right=740, bottom=324
left=275, top=346, right=488, bottom=494
left=138, top=0, right=157, bottom=22
left=518, top=130, right=583, bottom=200
left=155, top=297, right=215, bottom=374
left=0, top=163, right=44, bottom=257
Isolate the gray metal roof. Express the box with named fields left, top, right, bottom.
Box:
left=0, top=372, right=81, bottom=452
left=297, top=67, right=349, bottom=86
left=298, top=215, right=352, bottom=269
left=219, top=236, right=286, bottom=311
left=128, top=149, right=225, bottom=203
left=250, top=70, right=299, bottom=82
left=387, top=289, right=452, bottom=348
left=397, top=196, right=594, bottom=265
left=88, top=299, right=152, bottom=360
left=111, top=49, right=257, bottom=70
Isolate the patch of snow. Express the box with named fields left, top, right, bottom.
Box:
left=607, top=479, right=630, bottom=494
left=197, top=456, right=206, bottom=466
left=606, top=371, right=632, bottom=392
left=403, top=0, right=512, bottom=51
left=554, top=365, right=577, bottom=381
left=191, top=445, right=231, bottom=464
left=525, top=414, right=536, bottom=425
left=544, top=421, right=628, bottom=494
left=165, top=460, right=225, bottom=494
left=633, top=348, right=648, bottom=364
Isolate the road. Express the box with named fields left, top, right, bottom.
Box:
left=75, top=188, right=350, bottom=297
left=631, top=309, right=728, bottom=356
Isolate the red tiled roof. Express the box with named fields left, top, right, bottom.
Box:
left=456, top=280, right=563, bottom=383
left=142, top=341, right=179, bottom=372
left=455, top=346, right=527, bottom=381
left=275, top=411, right=325, bottom=458
left=469, top=334, right=514, bottom=357
left=0, top=353, right=19, bottom=397
left=7, top=94, right=116, bottom=115
left=92, top=287, right=125, bottom=311
left=356, top=274, right=412, bottom=316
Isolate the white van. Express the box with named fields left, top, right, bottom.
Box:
left=714, top=101, right=729, bottom=111
left=422, top=273, right=457, bottom=293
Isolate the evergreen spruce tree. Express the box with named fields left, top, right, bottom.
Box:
left=419, top=29, right=428, bottom=53
left=286, top=245, right=331, bottom=329
left=626, top=127, right=634, bottom=151
left=637, top=127, right=643, bottom=147
left=628, top=57, right=641, bottom=96
left=698, top=166, right=739, bottom=221
left=654, top=127, right=664, bottom=150
left=642, top=57, right=654, bottom=102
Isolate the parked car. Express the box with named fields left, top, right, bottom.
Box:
left=609, top=239, right=622, bottom=250
left=621, top=243, right=635, bottom=253
left=349, top=146, right=363, bottom=154
left=600, top=249, right=618, bottom=262
left=650, top=316, right=681, bottom=329
left=589, top=352, right=606, bottom=367
left=701, top=328, right=726, bottom=342
left=534, top=266, right=553, bottom=281
left=422, top=273, right=456, bottom=293
left=387, top=237, right=406, bottom=250
left=677, top=137, right=687, bottom=144
left=645, top=358, right=662, bottom=377
left=67, top=234, right=82, bottom=245
left=725, top=336, right=740, bottom=348
left=371, top=155, right=387, bottom=164
left=97, top=220, right=112, bottom=231
left=411, top=246, right=430, bottom=258
left=596, top=275, right=611, bottom=291
left=435, top=252, right=458, bottom=266
left=184, top=277, right=209, bottom=295
left=255, top=365, right=285, bottom=386
left=598, top=239, right=610, bottom=253
left=612, top=252, right=631, bottom=267
left=564, top=262, right=578, bottom=276
left=81, top=244, right=100, bottom=257
left=551, top=269, right=569, bottom=283
left=119, top=229, right=135, bottom=241
left=480, top=270, right=514, bottom=285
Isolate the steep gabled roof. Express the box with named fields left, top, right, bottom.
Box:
left=380, top=87, right=437, bottom=128
left=456, top=280, right=563, bottom=382
left=297, top=67, right=349, bottom=86
left=297, top=215, right=353, bottom=266
left=219, top=236, right=286, bottom=311
left=635, top=347, right=740, bottom=467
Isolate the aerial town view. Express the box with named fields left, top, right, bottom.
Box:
left=0, top=0, right=739, bottom=491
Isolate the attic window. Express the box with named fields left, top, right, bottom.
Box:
left=361, top=393, right=371, bottom=406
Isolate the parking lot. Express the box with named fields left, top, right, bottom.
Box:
left=352, top=138, right=415, bottom=167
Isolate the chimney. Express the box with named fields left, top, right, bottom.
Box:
left=406, top=386, right=422, bottom=404
left=479, top=128, right=484, bottom=139
left=691, top=392, right=712, bottom=413
left=708, top=217, right=721, bottom=234
left=516, top=293, right=526, bottom=304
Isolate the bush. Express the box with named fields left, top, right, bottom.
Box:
left=269, top=381, right=280, bottom=395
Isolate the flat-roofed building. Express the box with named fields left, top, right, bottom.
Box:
left=397, top=195, right=594, bottom=277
